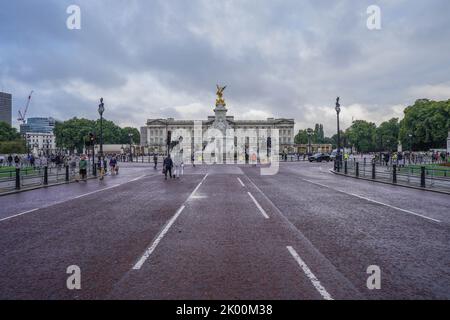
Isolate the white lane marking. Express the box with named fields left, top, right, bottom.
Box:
left=0, top=173, right=152, bottom=223
left=72, top=184, right=121, bottom=199
left=302, top=179, right=441, bottom=223
left=133, top=205, right=186, bottom=270
left=133, top=174, right=208, bottom=270
left=0, top=208, right=39, bottom=222
left=188, top=173, right=208, bottom=200
left=237, top=177, right=245, bottom=187
left=0, top=184, right=122, bottom=223
left=130, top=174, right=146, bottom=182
left=287, top=246, right=333, bottom=300
left=247, top=192, right=269, bottom=219
left=349, top=193, right=441, bottom=223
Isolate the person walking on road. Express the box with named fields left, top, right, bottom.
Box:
left=77, top=155, right=88, bottom=182
left=163, top=154, right=173, bottom=180
left=109, top=155, right=118, bottom=175
left=153, top=153, right=158, bottom=169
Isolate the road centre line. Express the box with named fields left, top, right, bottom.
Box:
left=287, top=246, right=333, bottom=300
left=247, top=192, right=269, bottom=219
left=301, top=179, right=441, bottom=223
left=132, top=174, right=208, bottom=270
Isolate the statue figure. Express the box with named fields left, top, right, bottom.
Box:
left=216, top=84, right=227, bottom=106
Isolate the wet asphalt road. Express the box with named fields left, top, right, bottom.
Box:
left=0, top=161, right=448, bottom=299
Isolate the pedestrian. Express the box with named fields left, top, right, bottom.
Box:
left=70, top=156, right=77, bottom=176
left=153, top=153, right=158, bottom=169
left=97, top=156, right=105, bottom=180
left=384, top=153, right=390, bottom=166
left=30, top=154, right=35, bottom=168
left=109, top=155, right=117, bottom=175
left=163, top=154, right=173, bottom=180
left=7, top=154, right=13, bottom=166
left=77, top=155, right=88, bottom=182
left=14, top=155, right=20, bottom=168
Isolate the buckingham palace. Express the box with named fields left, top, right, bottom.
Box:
left=139, top=86, right=295, bottom=156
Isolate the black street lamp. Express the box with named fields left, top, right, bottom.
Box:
left=307, top=128, right=313, bottom=155
left=98, top=98, right=105, bottom=161
left=408, top=133, right=413, bottom=164
left=128, top=133, right=133, bottom=162
left=335, top=97, right=341, bottom=162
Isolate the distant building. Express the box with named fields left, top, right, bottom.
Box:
left=25, top=132, right=56, bottom=156
left=20, top=117, right=56, bottom=135
left=0, top=92, right=12, bottom=126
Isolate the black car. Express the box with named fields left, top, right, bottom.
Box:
left=308, top=153, right=331, bottom=162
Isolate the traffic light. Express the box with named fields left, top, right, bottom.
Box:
left=87, top=132, right=96, bottom=146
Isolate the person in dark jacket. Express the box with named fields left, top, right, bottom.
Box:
left=163, top=154, right=173, bottom=180
left=153, top=153, right=158, bottom=169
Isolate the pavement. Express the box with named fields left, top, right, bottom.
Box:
left=0, top=161, right=449, bottom=300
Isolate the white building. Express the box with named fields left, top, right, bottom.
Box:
left=25, top=132, right=56, bottom=156
left=140, top=90, right=295, bottom=155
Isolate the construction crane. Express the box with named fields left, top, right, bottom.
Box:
left=17, top=90, right=34, bottom=124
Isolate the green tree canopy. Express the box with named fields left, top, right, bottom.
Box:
left=376, top=118, right=399, bottom=151
left=346, top=120, right=377, bottom=153
left=54, top=117, right=141, bottom=153
left=399, top=99, right=450, bottom=150
left=0, top=121, right=22, bottom=141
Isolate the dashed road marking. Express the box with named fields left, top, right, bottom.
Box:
left=287, top=246, right=333, bottom=300
left=247, top=192, right=269, bottom=219
left=237, top=177, right=245, bottom=187
left=133, top=205, right=186, bottom=270
left=133, top=173, right=208, bottom=270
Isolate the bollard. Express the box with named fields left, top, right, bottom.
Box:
left=421, top=166, right=426, bottom=188
left=44, top=166, right=48, bottom=185
left=65, top=165, right=69, bottom=182
left=15, top=168, right=20, bottom=190
left=372, top=162, right=376, bottom=179
left=355, top=162, right=359, bottom=177
left=334, top=160, right=337, bottom=171
left=344, top=160, right=348, bottom=174
left=393, top=164, right=397, bottom=183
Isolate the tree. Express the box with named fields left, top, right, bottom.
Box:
left=399, top=99, right=450, bottom=150
left=121, top=127, right=140, bottom=144
left=0, top=122, right=26, bottom=154
left=54, top=118, right=95, bottom=153
left=294, top=129, right=308, bottom=144
left=0, top=121, right=22, bottom=141
left=54, top=117, right=141, bottom=153
left=346, top=120, right=377, bottom=153
left=376, top=118, right=399, bottom=151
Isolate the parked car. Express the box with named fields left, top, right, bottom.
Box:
left=308, top=153, right=331, bottom=162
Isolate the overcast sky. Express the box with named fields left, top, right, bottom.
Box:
left=1, top=0, right=449, bottom=136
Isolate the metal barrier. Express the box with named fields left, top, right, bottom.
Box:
left=338, top=160, right=450, bottom=191
left=0, top=162, right=97, bottom=193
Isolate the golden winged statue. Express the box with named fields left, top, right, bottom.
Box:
left=215, top=84, right=227, bottom=106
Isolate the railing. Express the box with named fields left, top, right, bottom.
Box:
left=334, top=159, right=450, bottom=191
left=0, top=162, right=97, bottom=193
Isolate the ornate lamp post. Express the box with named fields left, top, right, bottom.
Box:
left=128, top=133, right=133, bottom=162
left=335, top=97, right=341, bottom=161
left=98, top=98, right=105, bottom=161
left=307, top=128, right=313, bottom=155
left=408, top=133, right=413, bottom=164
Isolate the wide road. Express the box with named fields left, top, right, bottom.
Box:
left=0, top=161, right=448, bottom=299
